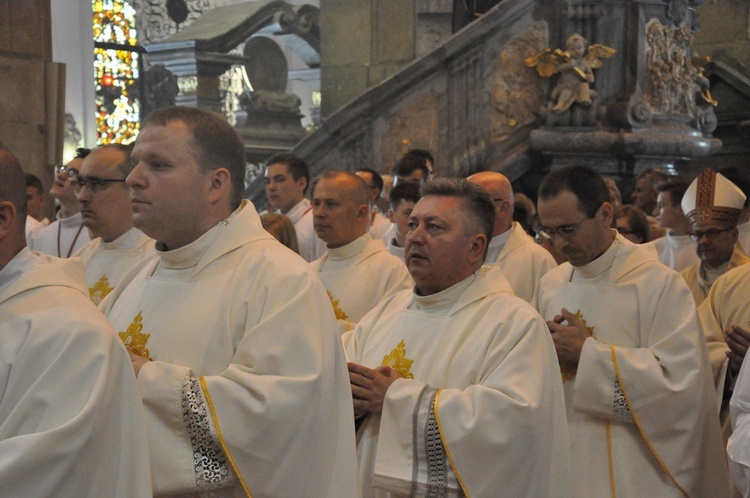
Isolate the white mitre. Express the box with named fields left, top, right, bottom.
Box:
left=682, top=168, right=746, bottom=225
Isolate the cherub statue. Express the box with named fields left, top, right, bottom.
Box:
left=526, top=34, right=616, bottom=113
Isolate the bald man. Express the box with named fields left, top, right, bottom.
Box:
left=468, top=171, right=556, bottom=302
left=312, top=170, right=412, bottom=333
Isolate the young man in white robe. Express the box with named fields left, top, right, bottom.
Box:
left=357, top=168, right=391, bottom=241
left=534, top=165, right=729, bottom=497
left=263, top=153, right=326, bottom=262
left=24, top=172, right=48, bottom=244
left=73, top=144, right=155, bottom=304
left=468, top=171, right=556, bottom=302
left=0, top=145, right=151, bottom=496
left=100, top=107, right=359, bottom=497
left=345, top=178, right=571, bottom=498
left=680, top=169, right=749, bottom=307
left=643, top=177, right=699, bottom=271
left=384, top=181, right=421, bottom=263
left=31, top=148, right=92, bottom=257
left=312, top=170, right=412, bottom=333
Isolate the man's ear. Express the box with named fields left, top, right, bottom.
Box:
left=468, top=233, right=487, bottom=264
left=0, top=201, right=18, bottom=239
left=387, top=208, right=395, bottom=224
left=207, top=168, right=232, bottom=203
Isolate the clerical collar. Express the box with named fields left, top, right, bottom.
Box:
left=326, top=234, right=370, bottom=261
left=572, top=234, right=620, bottom=279
left=156, top=210, right=239, bottom=270
left=101, top=226, right=145, bottom=250
left=410, top=271, right=478, bottom=311
left=57, top=211, right=84, bottom=227
left=0, top=247, right=43, bottom=298
left=489, top=226, right=513, bottom=252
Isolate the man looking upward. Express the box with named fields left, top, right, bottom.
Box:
left=32, top=148, right=92, bottom=257
left=101, top=107, right=359, bottom=497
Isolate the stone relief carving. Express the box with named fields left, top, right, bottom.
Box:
left=643, top=18, right=715, bottom=130
left=135, top=0, right=212, bottom=45
left=381, top=93, right=439, bottom=173
left=492, top=22, right=548, bottom=142
left=140, top=64, right=180, bottom=119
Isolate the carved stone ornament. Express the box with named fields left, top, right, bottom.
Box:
left=644, top=20, right=699, bottom=117
left=491, top=22, right=548, bottom=142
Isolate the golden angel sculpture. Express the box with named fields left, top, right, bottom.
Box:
left=526, top=34, right=616, bottom=113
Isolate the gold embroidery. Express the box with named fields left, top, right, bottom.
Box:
left=89, top=275, right=114, bottom=306
left=118, top=311, right=152, bottom=360
left=561, top=310, right=595, bottom=383
left=327, top=290, right=349, bottom=321
left=382, top=339, right=415, bottom=379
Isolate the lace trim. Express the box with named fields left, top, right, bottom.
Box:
left=424, top=391, right=447, bottom=497
left=612, top=378, right=633, bottom=423
left=182, top=375, right=235, bottom=490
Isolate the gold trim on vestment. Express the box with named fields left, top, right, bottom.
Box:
left=609, top=346, right=688, bottom=497
left=381, top=340, right=415, bottom=379
left=433, top=389, right=471, bottom=497
left=200, top=377, right=252, bottom=498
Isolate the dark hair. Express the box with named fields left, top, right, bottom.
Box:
left=405, top=149, right=434, bottom=168
left=75, top=147, right=92, bottom=159
left=389, top=181, right=421, bottom=209
left=0, top=146, right=27, bottom=230
left=25, top=172, right=44, bottom=195
left=615, top=205, right=650, bottom=243
left=142, top=106, right=246, bottom=209
left=356, top=168, right=384, bottom=195
left=393, top=154, right=429, bottom=179
left=266, top=153, right=311, bottom=195
left=655, top=177, right=690, bottom=208
left=538, top=166, right=609, bottom=217
left=421, top=178, right=495, bottom=257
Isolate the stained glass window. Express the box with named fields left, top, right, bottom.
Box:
left=92, top=0, right=141, bottom=144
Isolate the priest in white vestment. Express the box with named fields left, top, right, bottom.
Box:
left=72, top=144, right=155, bottom=304
left=312, top=171, right=412, bottom=332
left=32, top=150, right=92, bottom=257
left=643, top=177, right=699, bottom=271
left=346, top=178, right=571, bottom=498
left=263, top=153, right=326, bottom=262
left=468, top=171, right=556, bottom=302
left=101, top=107, right=359, bottom=497
left=535, top=165, right=729, bottom=497
left=0, top=146, right=151, bottom=496
left=679, top=169, right=749, bottom=307
left=384, top=181, right=421, bottom=264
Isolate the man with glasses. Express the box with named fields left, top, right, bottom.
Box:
left=680, top=169, right=749, bottom=307
left=73, top=144, right=154, bottom=304
left=534, top=165, right=728, bottom=497
left=31, top=148, right=92, bottom=257
left=468, top=171, right=556, bottom=302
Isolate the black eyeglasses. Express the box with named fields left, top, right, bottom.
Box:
left=73, top=176, right=128, bottom=194
left=688, top=227, right=732, bottom=242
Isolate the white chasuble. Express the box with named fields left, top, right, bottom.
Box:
left=312, top=234, right=412, bottom=333
left=347, top=266, right=571, bottom=498
left=75, top=226, right=155, bottom=304
left=535, top=235, right=729, bottom=498
left=102, top=200, right=359, bottom=498
left=0, top=250, right=151, bottom=496
left=643, top=232, right=699, bottom=272
left=489, top=222, right=557, bottom=302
